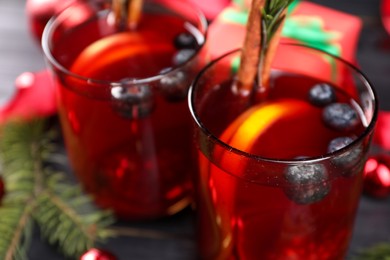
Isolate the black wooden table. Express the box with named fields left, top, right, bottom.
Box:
left=0, top=0, right=390, bottom=259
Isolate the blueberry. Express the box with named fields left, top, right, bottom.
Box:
left=172, top=49, right=196, bottom=66
left=308, top=83, right=336, bottom=106
left=160, top=70, right=189, bottom=101
left=284, top=182, right=330, bottom=205
left=284, top=164, right=330, bottom=204
left=285, top=164, right=327, bottom=185
left=323, top=103, right=359, bottom=131
left=174, top=32, right=197, bottom=49
left=111, top=84, right=154, bottom=119
left=328, top=136, right=363, bottom=176
left=327, top=136, right=354, bottom=153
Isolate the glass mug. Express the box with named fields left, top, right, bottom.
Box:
left=188, top=45, right=377, bottom=259
left=42, top=0, right=208, bottom=220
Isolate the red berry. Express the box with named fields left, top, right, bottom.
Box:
left=80, top=248, right=117, bottom=260
left=363, top=155, right=390, bottom=199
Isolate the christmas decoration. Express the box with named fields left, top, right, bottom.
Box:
left=373, top=111, right=390, bottom=151
left=26, top=0, right=75, bottom=43
left=80, top=248, right=118, bottom=260
left=0, top=120, right=115, bottom=260
left=363, top=155, right=390, bottom=199
left=0, top=70, right=56, bottom=124
left=381, top=0, right=390, bottom=35
left=26, top=0, right=109, bottom=43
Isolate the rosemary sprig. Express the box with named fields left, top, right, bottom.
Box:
left=258, top=0, right=293, bottom=92
left=261, top=0, right=291, bottom=48
left=236, top=0, right=293, bottom=99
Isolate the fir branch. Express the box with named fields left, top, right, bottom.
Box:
left=3, top=204, right=35, bottom=260
left=356, top=243, right=390, bottom=260
left=0, top=119, right=116, bottom=259
left=0, top=120, right=41, bottom=260
left=0, top=205, right=34, bottom=260
left=34, top=189, right=115, bottom=258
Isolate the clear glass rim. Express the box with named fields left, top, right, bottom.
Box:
left=188, top=44, right=379, bottom=165
left=41, top=0, right=208, bottom=86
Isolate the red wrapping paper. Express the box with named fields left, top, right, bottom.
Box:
left=206, top=1, right=362, bottom=85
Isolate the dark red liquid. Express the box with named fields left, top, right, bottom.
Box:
left=50, top=13, right=203, bottom=219
left=195, top=74, right=368, bottom=259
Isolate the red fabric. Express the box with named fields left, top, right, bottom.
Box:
left=0, top=70, right=56, bottom=123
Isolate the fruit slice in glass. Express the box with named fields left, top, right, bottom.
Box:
left=42, top=0, right=207, bottom=220
left=189, top=45, right=377, bottom=259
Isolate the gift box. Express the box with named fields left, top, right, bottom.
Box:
left=206, top=0, right=362, bottom=88
left=207, top=0, right=362, bottom=62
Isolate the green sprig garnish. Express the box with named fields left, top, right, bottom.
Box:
left=261, top=0, right=293, bottom=49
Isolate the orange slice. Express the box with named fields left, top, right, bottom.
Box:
left=218, top=99, right=312, bottom=173
left=70, top=32, right=172, bottom=77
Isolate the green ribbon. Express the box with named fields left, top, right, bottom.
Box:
left=221, top=0, right=341, bottom=57
left=222, top=0, right=340, bottom=78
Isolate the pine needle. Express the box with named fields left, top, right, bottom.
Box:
left=0, top=205, right=34, bottom=260
left=34, top=189, right=115, bottom=258
left=357, top=243, right=390, bottom=260
left=0, top=119, right=115, bottom=259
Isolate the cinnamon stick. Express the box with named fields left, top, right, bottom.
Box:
left=127, top=0, right=143, bottom=29
left=112, top=0, right=143, bottom=30
left=236, top=0, right=290, bottom=100
left=235, top=0, right=265, bottom=97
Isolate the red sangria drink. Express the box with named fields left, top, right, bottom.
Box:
left=42, top=0, right=207, bottom=219
left=189, top=46, right=377, bottom=259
